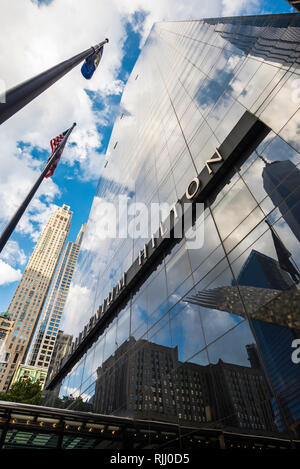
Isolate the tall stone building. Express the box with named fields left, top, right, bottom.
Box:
left=28, top=224, right=85, bottom=370
left=0, top=204, right=72, bottom=392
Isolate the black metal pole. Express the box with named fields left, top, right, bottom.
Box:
left=0, top=39, right=109, bottom=125
left=0, top=123, right=76, bottom=254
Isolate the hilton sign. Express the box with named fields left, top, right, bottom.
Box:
left=98, top=148, right=224, bottom=309
left=47, top=110, right=270, bottom=389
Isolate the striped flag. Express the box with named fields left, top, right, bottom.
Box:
left=45, top=129, right=69, bottom=178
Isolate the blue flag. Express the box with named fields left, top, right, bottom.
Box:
left=81, top=46, right=103, bottom=79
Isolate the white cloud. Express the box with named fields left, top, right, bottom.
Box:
left=0, top=259, right=22, bottom=286
left=0, top=137, right=61, bottom=240
left=221, top=0, right=259, bottom=16
left=0, top=240, right=27, bottom=267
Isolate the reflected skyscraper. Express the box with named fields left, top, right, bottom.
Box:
left=94, top=337, right=275, bottom=433
left=237, top=248, right=300, bottom=433
left=237, top=248, right=296, bottom=291
left=208, top=13, right=300, bottom=65
left=262, top=160, right=300, bottom=242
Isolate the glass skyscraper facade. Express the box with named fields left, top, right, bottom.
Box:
left=46, top=13, right=300, bottom=441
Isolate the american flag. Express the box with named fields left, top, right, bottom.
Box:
left=45, top=129, right=68, bottom=178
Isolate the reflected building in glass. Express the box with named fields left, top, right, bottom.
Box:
left=46, top=13, right=300, bottom=441
left=262, top=160, right=300, bottom=242
left=94, top=336, right=276, bottom=432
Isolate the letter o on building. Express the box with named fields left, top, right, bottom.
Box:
left=186, top=177, right=200, bottom=200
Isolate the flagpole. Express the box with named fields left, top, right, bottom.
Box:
left=0, top=38, right=109, bottom=125
left=0, top=123, right=76, bottom=254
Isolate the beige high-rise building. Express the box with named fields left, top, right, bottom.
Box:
left=28, top=224, right=85, bottom=370
left=0, top=204, right=72, bottom=392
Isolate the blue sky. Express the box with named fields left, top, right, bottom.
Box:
left=0, top=0, right=296, bottom=314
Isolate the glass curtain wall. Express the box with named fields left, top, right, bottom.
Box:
left=51, top=14, right=300, bottom=440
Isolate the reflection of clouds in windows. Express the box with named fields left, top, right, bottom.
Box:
left=196, top=70, right=235, bottom=109
left=239, top=63, right=285, bottom=112
left=81, top=196, right=117, bottom=252
left=207, top=320, right=254, bottom=367
left=171, top=304, right=205, bottom=362
left=259, top=73, right=300, bottom=133
left=149, top=322, right=171, bottom=348
left=81, top=352, right=96, bottom=389
left=213, top=179, right=256, bottom=232
left=131, top=304, right=148, bottom=339
left=64, top=386, right=91, bottom=402
left=76, top=191, right=136, bottom=305
left=187, top=215, right=222, bottom=276
left=103, top=320, right=117, bottom=361
left=166, top=245, right=191, bottom=295
left=194, top=50, right=243, bottom=110
left=229, top=57, right=261, bottom=99
left=147, top=269, right=167, bottom=314
left=69, top=194, right=134, bottom=328
left=62, top=284, right=93, bottom=337
left=280, top=109, right=300, bottom=153
left=200, top=307, right=243, bottom=346
left=148, top=304, right=169, bottom=329
left=68, top=375, right=82, bottom=393
left=116, top=308, right=130, bottom=346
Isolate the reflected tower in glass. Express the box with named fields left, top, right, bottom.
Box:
left=46, top=13, right=300, bottom=441
left=262, top=160, right=300, bottom=241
